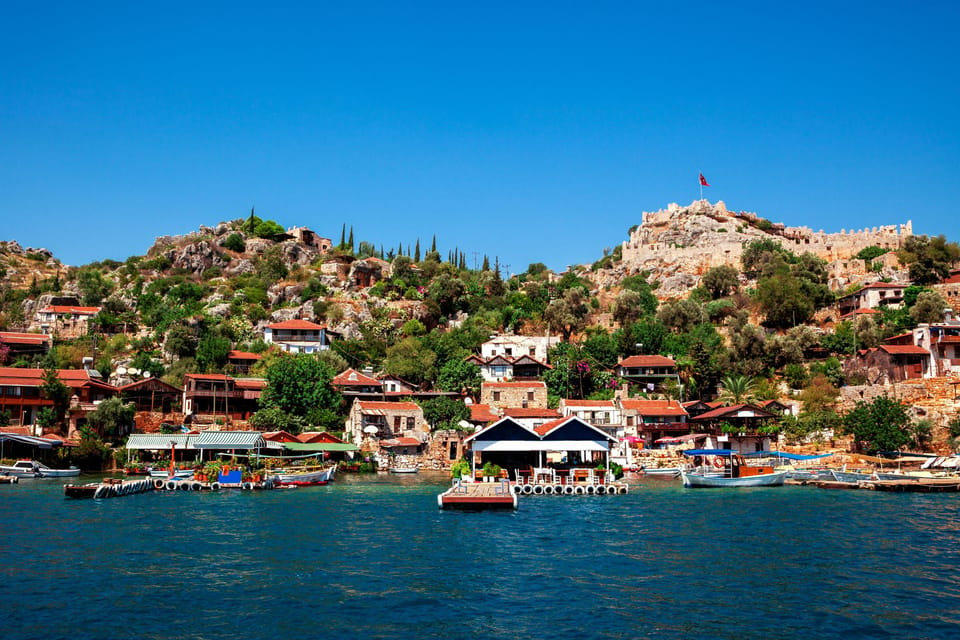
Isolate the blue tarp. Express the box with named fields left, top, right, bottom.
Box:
left=683, top=449, right=736, bottom=457
left=742, top=451, right=834, bottom=461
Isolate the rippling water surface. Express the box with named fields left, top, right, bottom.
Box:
left=3, top=474, right=960, bottom=639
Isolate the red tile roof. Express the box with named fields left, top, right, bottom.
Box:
left=266, top=319, right=327, bottom=330
left=693, top=403, right=775, bottom=421
left=618, top=355, right=676, bottom=367
left=298, top=431, right=345, bottom=443
left=184, top=373, right=231, bottom=381
left=562, top=399, right=615, bottom=408
left=0, top=332, right=51, bottom=345
left=357, top=401, right=421, bottom=412
left=482, top=381, right=547, bottom=388
left=332, top=368, right=382, bottom=387
left=534, top=417, right=567, bottom=436
left=878, top=345, right=930, bottom=356
left=620, top=399, right=687, bottom=416
left=0, top=367, right=109, bottom=389
left=381, top=437, right=422, bottom=447
left=234, top=378, right=267, bottom=390
left=469, top=404, right=499, bottom=422
left=40, top=305, right=101, bottom=315
left=503, top=407, right=561, bottom=419
left=227, top=350, right=262, bottom=360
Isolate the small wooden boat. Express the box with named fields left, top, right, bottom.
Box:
left=680, top=450, right=786, bottom=488
left=389, top=466, right=419, bottom=474
left=270, top=464, right=336, bottom=486
left=148, top=468, right=193, bottom=479
left=64, top=482, right=99, bottom=498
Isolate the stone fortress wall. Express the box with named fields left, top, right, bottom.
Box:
left=621, top=200, right=912, bottom=275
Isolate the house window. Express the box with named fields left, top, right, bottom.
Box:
left=449, top=442, right=457, bottom=460
left=493, top=391, right=501, bottom=402
left=393, top=416, right=401, bottom=430
left=529, top=347, right=536, bottom=356
left=527, top=391, right=534, bottom=401
left=626, top=416, right=634, bottom=426
left=505, top=348, right=512, bottom=356
left=406, top=417, right=415, bottom=430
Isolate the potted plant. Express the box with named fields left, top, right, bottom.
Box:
left=482, top=461, right=502, bottom=482
left=450, top=459, right=471, bottom=480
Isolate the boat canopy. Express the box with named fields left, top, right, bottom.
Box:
left=742, top=451, right=834, bottom=461
left=194, top=431, right=270, bottom=450
left=683, top=449, right=736, bottom=457
left=0, top=432, right=63, bottom=449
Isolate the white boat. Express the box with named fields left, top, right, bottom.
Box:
left=641, top=466, right=681, bottom=477
left=148, top=468, right=193, bottom=479
left=0, top=460, right=80, bottom=478
left=389, top=466, right=419, bottom=474
left=680, top=449, right=786, bottom=488
left=271, top=464, right=336, bottom=486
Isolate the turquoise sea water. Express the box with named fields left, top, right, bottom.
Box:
left=3, top=473, right=960, bottom=640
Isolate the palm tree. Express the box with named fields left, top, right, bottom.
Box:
left=717, top=374, right=757, bottom=405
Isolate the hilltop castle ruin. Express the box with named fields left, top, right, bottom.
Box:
left=621, top=200, right=912, bottom=278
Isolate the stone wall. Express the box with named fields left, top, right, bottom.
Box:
left=621, top=200, right=911, bottom=285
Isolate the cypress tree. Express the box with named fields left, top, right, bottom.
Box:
left=348, top=226, right=355, bottom=252
left=482, top=255, right=490, bottom=271
left=248, top=206, right=256, bottom=233
left=339, top=224, right=346, bottom=250
left=431, top=235, right=437, bottom=253
left=414, top=239, right=421, bottom=262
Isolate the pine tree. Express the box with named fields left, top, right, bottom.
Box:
left=414, top=239, right=421, bottom=262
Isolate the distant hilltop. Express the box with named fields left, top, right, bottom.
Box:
left=621, top=199, right=911, bottom=282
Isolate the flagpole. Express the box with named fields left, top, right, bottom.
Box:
left=699, top=173, right=703, bottom=201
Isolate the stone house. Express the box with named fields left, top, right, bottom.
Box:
left=559, top=399, right=620, bottom=428
left=345, top=399, right=426, bottom=448
left=466, top=353, right=552, bottom=381
left=182, top=374, right=265, bottom=424
left=480, top=381, right=548, bottom=411
left=35, top=304, right=101, bottom=339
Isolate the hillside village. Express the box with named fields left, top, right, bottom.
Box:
left=2, top=200, right=960, bottom=470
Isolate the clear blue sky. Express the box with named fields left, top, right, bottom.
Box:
left=2, top=1, right=958, bottom=274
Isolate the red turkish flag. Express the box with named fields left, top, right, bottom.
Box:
left=699, top=173, right=710, bottom=187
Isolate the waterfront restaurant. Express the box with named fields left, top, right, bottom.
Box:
left=463, top=416, right=615, bottom=478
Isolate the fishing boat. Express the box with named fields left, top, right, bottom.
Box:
left=680, top=449, right=786, bottom=488
left=270, top=464, right=336, bottom=486
left=641, top=466, right=681, bottom=478
left=389, top=466, right=419, bottom=474
left=0, top=459, right=80, bottom=478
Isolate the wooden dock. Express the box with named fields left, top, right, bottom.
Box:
left=438, top=480, right=518, bottom=510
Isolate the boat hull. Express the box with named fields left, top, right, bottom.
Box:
left=271, top=466, right=336, bottom=486
left=148, top=469, right=193, bottom=478
left=681, top=469, right=787, bottom=488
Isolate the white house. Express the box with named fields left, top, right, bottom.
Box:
left=263, top=319, right=339, bottom=353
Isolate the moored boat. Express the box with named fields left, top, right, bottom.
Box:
left=148, top=468, right=194, bottom=479
left=0, top=459, right=80, bottom=478
left=389, top=466, right=419, bottom=474
left=270, top=464, right=336, bottom=486
left=680, top=449, right=786, bottom=488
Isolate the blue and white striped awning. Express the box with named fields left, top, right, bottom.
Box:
left=125, top=434, right=197, bottom=450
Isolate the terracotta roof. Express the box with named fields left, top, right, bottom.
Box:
left=233, top=378, right=267, bottom=390
left=693, top=403, right=775, bottom=421
left=839, top=308, right=879, bottom=320
left=620, top=398, right=688, bottom=416
left=469, top=404, right=500, bottom=422
left=299, top=431, right=345, bottom=443
left=332, top=368, right=382, bottom=387
left=266, top=319, right=327, bottom=330
left=227, top=350, right=262, bottom=360
left=482, top=381, right=547, bottom=388
left=562, top=399, right=615, bottom=408
left=0, top=332, right=51, bottom=345
left=184, top=373, right=231, bottom=381
left=503, top=407, right=561, bottom=419
left=357, top=401, right=420, bottom=412
left=40, top=305, right=101, bottom=315
left=884, top=332, right=913, bottom=342
left=262, top=430, right=300, bottom=442
left=117, top=378, right=182, bottom=392
left=534, top=417, right=567, bottom=436
left=0, top=367, right=107, bottom=388
left=878, top=345, right=930, bottom=356
left=618, top=355, right=676, bottom=367
left=380, top=437, right=422, bottom=447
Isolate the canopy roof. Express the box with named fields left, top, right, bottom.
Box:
left=125, top=434, right=197, bottom=450
left=465, top=417, right=613, bottom=453
left=0, top=432, right=63, bottom=449
left=742, top=451, right=834, bottom=461
left=194, top=431, right=270, bottom=450
left=282, top=442, right=358, bottom=452
left=683, top=449, right=736, bottom=457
